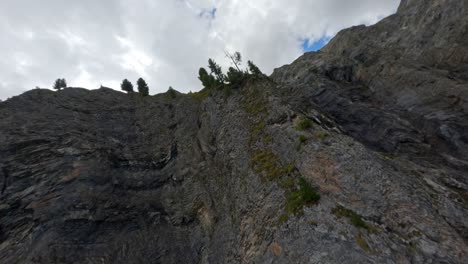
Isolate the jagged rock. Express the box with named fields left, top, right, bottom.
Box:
left=0, top=0, right=467, bottom=263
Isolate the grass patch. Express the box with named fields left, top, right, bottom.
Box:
left=285, top=177, right=321, bottom=215
left=242, top=86, right=268, bottom=116
left=313, top=132, right=329, bottom=140
left=263, top=135, right=273, bottom=144
left=299, top=135, right=308, bottom=143
left=250, top=150, right=285, bottom=181
left=251, top=122, right=267, bottom=139
left=190, top=87, right=211, bottom=101
left=331, top=205, right=369, bottom=229
left=222, top=85, right=233, bottom=99
left=380, top=152, right=397, bottom=159
left=280, top=177, right=295, bottom=190
left=278, top=213, right=289, bottom=224
left=285, top=163, right=295, bottom=174
left=297, top=135, right=309, bottom=151
left=356, top=232, right=370, bottom=252
left=295, top=117, right=312, bottom=131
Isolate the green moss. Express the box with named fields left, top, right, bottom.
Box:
left=356, top=233, right=370, bottom=252
left=295, top=117, right=312, bottom=131
left=331, top=205, right=369, bottom=229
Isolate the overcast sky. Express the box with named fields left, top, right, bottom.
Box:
left=0, top=0, right=399, bottom=99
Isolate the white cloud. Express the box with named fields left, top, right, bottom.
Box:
left=0, top=0, right=399, bottom=99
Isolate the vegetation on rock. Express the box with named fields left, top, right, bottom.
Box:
left=53, top=78, right=67, bottom=90
left=331, top=205, right=368, bottom=229
left=137, top=78, right=149, bottom=96
left=121, top=79, right=134, bottom=93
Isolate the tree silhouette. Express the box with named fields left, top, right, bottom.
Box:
left=137, top=78, right=149, bottom=96
left=53, top=78, right=67, bottom=90
left=226, top=67, right=245, bottom=86
left=121, top=79, right=134, bottom=93
left=225, top=51, right=242, bottom=71
left=248, top=61, right=263, bottom=76
left=208, top=59, right=225, bottom=83
left=198, top=67, right=217, bottom=89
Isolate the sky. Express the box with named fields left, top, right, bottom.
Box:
left=0, top=0, right=400, bottom=99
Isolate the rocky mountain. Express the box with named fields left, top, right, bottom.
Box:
left=0, top=0, right=467, bottom=263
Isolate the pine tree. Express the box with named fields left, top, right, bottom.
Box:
left=198, top=67, right=217, bottom=89
left=225, top=51, right=242, bottom=71
left=248, top=61, right=263, bottom=76
left=226, top=67, right=245, bottom=86
left=53, top=78, right=67, bottom=90
left=208, top=59, right=225, bottom=83
left=121, top=79, right=134, bottom=93
left=137, top=78, right=149, bottom=96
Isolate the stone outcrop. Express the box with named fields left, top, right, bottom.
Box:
left=0, top=0, right=467, bottom=263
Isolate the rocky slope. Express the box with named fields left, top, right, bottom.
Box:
left=0, top=0, right=467, bottom=263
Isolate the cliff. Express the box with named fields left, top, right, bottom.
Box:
left=0, top=0, right=467, bottom=263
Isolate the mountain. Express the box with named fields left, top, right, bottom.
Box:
left=0, top=0, right=467, bottom=263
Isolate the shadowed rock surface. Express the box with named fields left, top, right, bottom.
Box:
left=0, top=0, right=467, bottom=263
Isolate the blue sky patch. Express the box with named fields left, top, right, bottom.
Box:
left=301, top=37, right=330, bottom=52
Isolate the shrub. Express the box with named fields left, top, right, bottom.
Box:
left=166, top=86, right=178, bottom=99
left=298, top=177, right=321, bottom=204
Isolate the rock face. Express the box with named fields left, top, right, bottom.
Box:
left=0, top=0, right=467, bottom=263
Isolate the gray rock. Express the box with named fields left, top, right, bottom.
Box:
left=0, top=0, right=467, bottom=263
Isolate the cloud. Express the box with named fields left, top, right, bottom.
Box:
left=0, top=0, right=399, bottom=99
